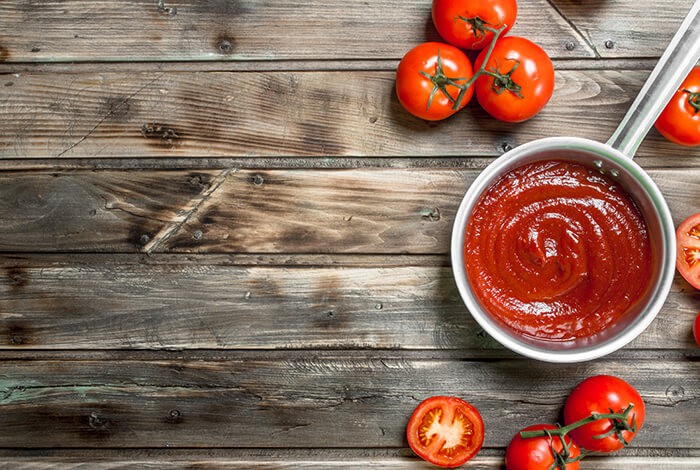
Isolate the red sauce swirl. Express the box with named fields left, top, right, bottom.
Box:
left=464, top=160, right=653, bottom=342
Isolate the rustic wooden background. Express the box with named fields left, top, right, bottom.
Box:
left=1, top=0, right=699, bottom=468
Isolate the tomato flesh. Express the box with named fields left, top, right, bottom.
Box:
left=406, top=396, right=484, bottom=468
left=676, top=212, right=700, bottom=290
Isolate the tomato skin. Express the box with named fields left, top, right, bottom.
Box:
left=474, top=36, right=555, bottom=122
left=432, top=0, right=517, bottom=50
left=676, top=212, right=700, bottom=290
left=654, top=66, right=700, bottom=146
left=396, top=42, right=474, bottom=121
left=563, top=375, right=645, bottom=453
left=505, top=424, right=580, bottom=470
left=694, top=311, right=700, bottom=347
left=406, top=396, right=484, bottom=468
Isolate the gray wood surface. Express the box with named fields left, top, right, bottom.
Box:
left=2, top=69, right=700, bottom=160
left=1, top=0, right=699, bottom=468
left=1, top=256, right=697, bottom=350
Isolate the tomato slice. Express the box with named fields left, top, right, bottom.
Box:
left=406, top=396, right=484, bottom=468
left=676, top=212, right=700, bottom=290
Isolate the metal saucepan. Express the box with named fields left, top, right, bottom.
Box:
left=451, top=1, right=700, bottom=363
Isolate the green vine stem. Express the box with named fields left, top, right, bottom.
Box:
left=683, top=88, right=700, bottom=113
left=421, top=15, right=524, bottom=112
left=516, top=405, right=637, bottom=468
left=519, top=404, right=637, bottom=444
left=451, top=20, right=507, bottom=110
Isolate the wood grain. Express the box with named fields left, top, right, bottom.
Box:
left=0, top=0, right=595, bottom=63
left=2, top=452, right=699, bottom=470
left=3, top=69, right=700, bottom=159
left=554, top=0, right=695, bottom=58
left=0, top=456, right=700, bottom=470
left=1, top=257, right=698, bottom=350
left=0, top=358, right=697, bottom=448
left=0, top=170, right=220, bottom=251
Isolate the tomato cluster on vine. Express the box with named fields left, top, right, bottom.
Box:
left=505, top=375, right=646, bottom=470
left=396, top=0, right=554, bottom=122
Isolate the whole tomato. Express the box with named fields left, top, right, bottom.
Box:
left=505, top=424, right=581, bottom=470
left=694, top=311, right=700, bottom=347
left=474, top=36, right=555, bottom=122
left=563, top=375, right=645, bottom=452
left=654, top=66, right=700, bottom=146
left=432, top=0, right=518, bottom=50
left=396, top=42, right=474, bottom=121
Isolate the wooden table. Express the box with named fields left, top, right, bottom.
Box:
left=1, top=1, right=698, bottom=468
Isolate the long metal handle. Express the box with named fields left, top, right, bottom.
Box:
left=607, top=0, right=700, bottom=156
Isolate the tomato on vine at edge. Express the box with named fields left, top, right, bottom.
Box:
left=406, top=396, right=484, bottom=468
left=396, top=42, right=474, bottom=121
left=676, top=212, right=700, bottom=290
left=505, top=424, right=581, bottom=470
left=694, top=311, right=700, bottom=347
left=655, top=66, right=700, bottom=146
left=432, top=0, right=518, bottom=50
left=473, top=36, right=554, bottom=122
left=563, top=375, right=645, bottom=453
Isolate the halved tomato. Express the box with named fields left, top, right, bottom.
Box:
left=676, top=212, right=700, bottom=290
left=406, top=396, right=484, bottom=468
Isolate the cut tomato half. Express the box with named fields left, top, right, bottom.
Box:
left=406, top=396, right=484, bottom=468
left=677, top=213, right=700, bottom=290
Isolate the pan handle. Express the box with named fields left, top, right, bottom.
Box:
left=607, top=0, right=700, bottom=157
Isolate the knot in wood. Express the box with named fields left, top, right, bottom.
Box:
left=665, top=384, right=685, bottom=404
left=88, top=412, right=110, bottom=430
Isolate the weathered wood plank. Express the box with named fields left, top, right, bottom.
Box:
left=554, top=0, right=695, bottom=58
left=1, top=452, right=699, bottom=470
left=2, top=69, right=700, bottom=159
left=0, top=170, right=220, bottom=252
left=0, top=358, right=697, bottom=448
left=1, top=259, right=697, bottom=350
left=0, top=0, right=594, bottom=63
left=0, top=168, right=697, bottom=253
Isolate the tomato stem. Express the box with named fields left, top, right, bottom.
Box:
left=451, top=22, right=507, bottom=110
left=456, top=15, right=495, bottom=48
left=519, top=404, right=637, bottom=443
left=420, top=50, right=469, bottom=111
left=541, top=428, right=582, bottom=470
left=683, top=88, right=700, bottom=113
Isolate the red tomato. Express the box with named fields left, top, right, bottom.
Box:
left=563, top=375, right=645, bottom=453
left=406, top=396, right=484, bottom=468
left=396, top=42, right=474, bottom=121
left=694, top=311, right=700, bottom=347
left=505, top=424, right=581, bottom=470
left=432, top=0, right=517, bottom=50
left=654, top=66, right=700, bottom=146
left=474, top=36, right=555, bottom=122
left=676, top=212, right=700, bottom=289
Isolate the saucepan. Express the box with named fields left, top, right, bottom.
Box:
left=451, top=1, right=700, bottom=363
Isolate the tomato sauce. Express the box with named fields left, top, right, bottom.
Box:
left=464, top=160, right=653, bottom=342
